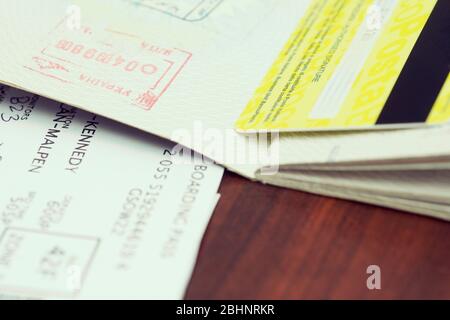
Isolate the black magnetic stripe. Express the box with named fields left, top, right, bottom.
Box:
left=376, top=0, right=450, bottom=125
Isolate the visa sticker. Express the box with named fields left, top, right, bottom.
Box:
left=235, top=0, right=449, bottom=132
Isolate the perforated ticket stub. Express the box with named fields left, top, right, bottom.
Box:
left=0, top=86, right=223, bottom=299
left=236, top=0, right=450, bottom=132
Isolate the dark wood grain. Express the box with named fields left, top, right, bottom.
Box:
left=185, top=171, right=450, bottom=300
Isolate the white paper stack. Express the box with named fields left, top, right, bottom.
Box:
left=0, top=89, right=224, bottom=299
left=0, top=0, right=448, bottom=235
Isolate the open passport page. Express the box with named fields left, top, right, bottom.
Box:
left=0, top=0, right=449, bottom=221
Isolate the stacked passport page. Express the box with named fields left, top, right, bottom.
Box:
left=0, top=0, right=448, bottom=269
left=0, top=0, right=449, bottom=223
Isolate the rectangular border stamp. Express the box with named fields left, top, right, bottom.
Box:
left=125, top=0, right=224, bottom=22
left=25, top=15, right=192, bottom=110
left=0, top=227, right=100, bottom=298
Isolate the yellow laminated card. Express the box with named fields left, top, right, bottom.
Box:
left=236, top=0, right=450, bottom=132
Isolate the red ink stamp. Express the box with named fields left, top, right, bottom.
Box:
left=25, top=17, right=192, bottom=110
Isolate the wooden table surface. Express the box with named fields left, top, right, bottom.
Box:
left=185, top=171, right=450, bottom=300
